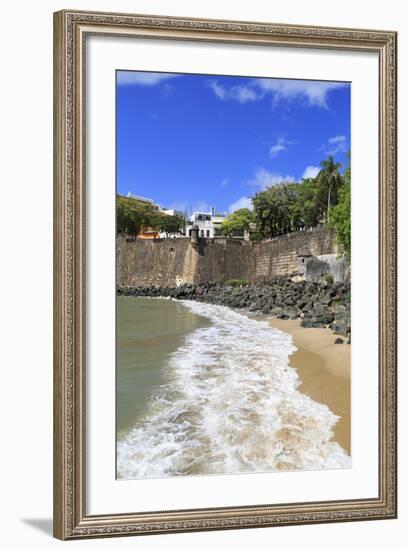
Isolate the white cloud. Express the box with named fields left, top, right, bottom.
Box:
left=321, top=134, right=347, bottom=156
left=329, top=135, right=346, bottom=144
left=209, top=77, right=347, bottom=109
left=302, top=165, right=320, bottom=179
left=229, top=196, right=253, bottom=213
left=269, top=138, right=287, bottom=158
left=117, top=71, right=179, bottom=86
left=247, top=168, right=296, bottom=190
left=234, top=86, right=259, bottom=103
left=208, top=80, right=260, bottom=104
left=209, top=80, right=227, bottom=100
left=255, top=79, right=346, bottom=108
left=220, top=178, right=230, bottom=188
left=269, top=137, right=296, bottom=158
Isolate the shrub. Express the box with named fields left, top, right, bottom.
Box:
left=225, top=279, right=251, bottom=287
left=249, top=232, right=263, bottom=242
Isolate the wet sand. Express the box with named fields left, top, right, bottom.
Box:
left=269, top=318, right=351, bottom=454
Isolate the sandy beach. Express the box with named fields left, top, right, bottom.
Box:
left=269, top=318, right=351, bottom=454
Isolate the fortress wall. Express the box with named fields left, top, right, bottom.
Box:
left=251, top=227, right=338, bottom=282
left=116, top=236, right=192, bottom=287
left=117, top=227, right=338, bottom=287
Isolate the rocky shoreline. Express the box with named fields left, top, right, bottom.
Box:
left=117, top=276, right=351, bottom=343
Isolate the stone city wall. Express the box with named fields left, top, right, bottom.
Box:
left=117, top=226, right=339, bottom=287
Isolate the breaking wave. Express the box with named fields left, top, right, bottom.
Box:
left=117, top=300, right=350, bottom=479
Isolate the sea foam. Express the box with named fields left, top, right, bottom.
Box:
left=117, top=300, right=351, bottom=479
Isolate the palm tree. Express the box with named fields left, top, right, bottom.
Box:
left=317, top=155, right=343, bottom=223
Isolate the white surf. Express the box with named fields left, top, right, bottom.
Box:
left=117, top=300, right=351, bottom=479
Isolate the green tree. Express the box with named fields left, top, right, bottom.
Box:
left=329, top=154, right=351, bottom=255
left=151, top=212, right=186, bottom=234
left=296, top=177, right=322, bottom=228
left=221, top=208, right=254, bottom=237
left=252, top=182, right=302, bottom=238
left=117, top=196, right=186, bottom=237
left=116, top=196, right=153, bottom=235
left=316, top=155, right=343, bottom=222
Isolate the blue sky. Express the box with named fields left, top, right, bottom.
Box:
left=117, top=70, right=350, bottom=214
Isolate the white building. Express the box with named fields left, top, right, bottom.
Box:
left=125, top=193, right=186, bottom=238
left=211, top=212, right=228, bottom=237
left=124, top=195, right=233, bottom=239
left=186, top=207, right=227, bottom=238
left=126, top=194, right=177, bottom=217
left=126, top=192, right=160, bottom=211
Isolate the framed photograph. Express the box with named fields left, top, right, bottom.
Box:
left=53, top=9, right=397, bottom=540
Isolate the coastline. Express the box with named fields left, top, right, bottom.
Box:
left=269, top=318, right=351, bottom=454
left=118, top=290, right=351, bottom=457
left=118, top=297, right=351, bottom=478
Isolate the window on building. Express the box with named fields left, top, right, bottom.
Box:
left=200, top=230, right=204, bottom=237
left=189, top=229, right=192, bottom=236
left=206, top=230, right=210, bottom=237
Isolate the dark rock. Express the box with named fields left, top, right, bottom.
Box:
left=321, top=293, right=332, bottom=305
left=270, top=306, right=284, bottom=317
left=323, top=311, right=335, bottom=324
left=285, top=308, right=299, bottom=320
left=332, top=320, right=348, bottom=336
left=334, top=338, right=344, bottom=344
left=301, top=319, right=325, bottom=329
left=311, top=314, right=324, bottom=323
left=117, top=276, right=351, bottom=337
left=278, top=313, right=289, bottom=320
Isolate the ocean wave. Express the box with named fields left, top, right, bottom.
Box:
left=117, top=300, right=350, bottom=479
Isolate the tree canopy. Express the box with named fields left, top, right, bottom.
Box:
left=316, top=155, right=343, bottom=222
left=116, top=196, right=151, bottom=236
left=252, top=182, right=302, bottom=238
left=116, top=196, right=185, bottom=236
left=329, top=156, right=351, bottom=255
left=117, top=153, right=350, bottom=250
left=150, top=211, right=186, bottom=234
left=250, top=154, right=349, bottom=239
left=221, top=208, right=254, bottom=237
left=296, top=178, right=322, bottom=228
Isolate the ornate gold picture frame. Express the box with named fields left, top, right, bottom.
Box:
left=53, top=9, right=397, bottom=540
